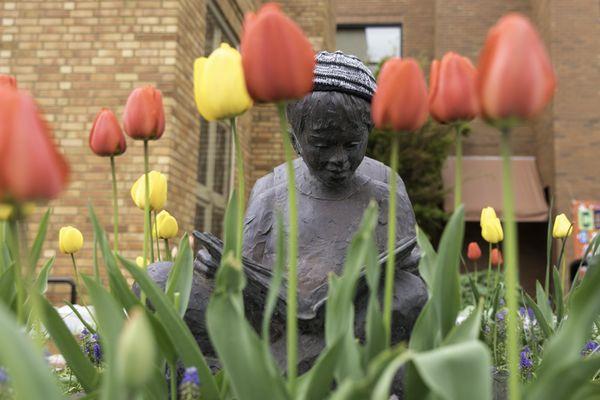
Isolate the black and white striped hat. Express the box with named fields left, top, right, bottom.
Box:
left=313, top=51, right=377, bottom=102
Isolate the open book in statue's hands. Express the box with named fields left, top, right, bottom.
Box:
left=192, top=231, right=417, bottom=320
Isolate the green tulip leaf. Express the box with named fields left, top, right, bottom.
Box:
left=416, top=225, right=437, bottom=291
left=83, top=275, right=126, bottom=400
left=88, top=205, right=139, bottom=310
left=443, top=299, right=483, bottom=346
left=38, top=295, right=99, bottom=393
left=165, top=232, right=193, bottom=316
left=411, top=341, right=492, bottom=400
left=118, top=255, right=220, bottom=400
left=524, top=292, right=553, bottom=339
left=533, top=254, right=600, bottom=382
left=432, top=206, right=464, bottom=339
left=535, top=281, right=554, bottom=327
left=552, top=266, right=564, bottom=324
left=207, top=291, right=288, bottom=400
left=29, top=208, right=51, bottom=269
left=297, top=337, right=344, bottom=400
left=0, top=303, right=64, bottom=400
left=0, top=264, right=16, bottom=308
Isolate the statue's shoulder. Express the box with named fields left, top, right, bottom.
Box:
left=357, top=156, right=391, bottom=184
left=250, top=159, right=301, bottom=199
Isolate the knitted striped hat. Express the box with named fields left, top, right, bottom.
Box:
left=313, top=51, right=377, bottom=102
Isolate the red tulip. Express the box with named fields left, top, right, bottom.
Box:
left=467, top=242, right=482, bottom=261
left=241, top=3, right=315, bottom=102
left=491, top=248, right=503, bottom=266
left=0, top=75, right=16, bottom=89
left=371, top=58, right=429, bottom=132
left=89, top=108, right=127, bottom=157
left=429, top=52, right=479, bottom=123
left=0, top=89, right=69, bottom=201
left=123, top=85, right=165, bottom=140
left=477, top=13, right=556, bottom=120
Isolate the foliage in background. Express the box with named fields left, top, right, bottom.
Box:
left=367, top=121, right=453, bottom=243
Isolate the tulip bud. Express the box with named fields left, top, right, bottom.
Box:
left=371, top=58, right=429, bottom=132
left=429, top=52, right=479, bottom=123
left=0, top=74, right=17, bottom=89
left=480, top=207, right=504, bottom=244
left=491, top=248, right=503, bottom=266
left=0, top=89, right=69, bottom=201
left=194, top=43, right=253, bottom=121
left=552, top=213, right=573, bottom=238
left=154, top=210, right=178, bottom=239
left=89, top=108, right=127, bottom=157
left=477, top=13, right=556, bottom=121
left=241, top=3, right=315, bottom=102
left=116, top=308, right=156, bottom=390
left=467, top=242, right=482, bottom=261
left=59, top=226, right=84, bottom=254
left=123, top=85, right=165, bottom=140
left=130, top=171, right=167, bottom=211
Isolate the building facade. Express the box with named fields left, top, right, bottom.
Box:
left=0, top=0, right=597, bottom=299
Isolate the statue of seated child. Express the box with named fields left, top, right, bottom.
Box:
left=144, top=51, right=428, bottom=376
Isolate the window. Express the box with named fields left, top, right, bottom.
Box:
left=195, top=3, right=237, bottom=240
left=336, top=25, right=402, bottom=70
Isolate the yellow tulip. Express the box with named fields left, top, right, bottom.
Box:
left=553, top=213, right=573, bottom=238
left=154, top=210, right=178, bottom=239
left=0, top=202, right=36, bottom=220
left=130, top=171, right=167, bottom=211
left=480, top=206, right=498, bottom=223
left=0, top=204, right=13, bottom=220
left=480, top=207, right=504, bottom=244
left=194, top=43, right=253, bottom=121
left=136, top=256, right=147, bottom=268
left=59, top=226, right=84, bottom=254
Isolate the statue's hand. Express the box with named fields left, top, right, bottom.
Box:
left=194, top=248, right=217, bottom=278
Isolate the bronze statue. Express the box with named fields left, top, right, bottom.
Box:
left=143, top=51, right=427, bottom=380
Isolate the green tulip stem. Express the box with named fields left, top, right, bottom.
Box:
left=558, top=237, right=568, bottom=294
left=486, top=242, right=493, bottom=298
left=164, top=239, right=171, bottom=262
left=93, top=232, right=100, bottom=283
left=169, top=360, right=177, bottom=400
left=454, top=123, right=463, bottom=210
left=383, top=134, right=399, bottom=346
left=277, top=102, right=298, bottom=394
left=8, top=219, right=25, bottom=324
left=70, top=254, right=83, bottom=302
left=143, top=140, right=155, bottom=266
left=110, top=156, right=119, bottom=254
left=231, top=117, right=245, bottom=259
left=154, top=211, right=161, bottom=262
left=500, top=128, right=520, bottom=400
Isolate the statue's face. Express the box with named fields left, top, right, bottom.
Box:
left=296, top=99, right=369, bottom=188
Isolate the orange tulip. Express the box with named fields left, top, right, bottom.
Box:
left=241, top=3, right=315, bottom=102
left=429, top=52, right=479, bottom=123
left=0, top=89, right=69, bottom=201
left=0, top=75, right=16, bottom=89
left=491, top=248, right=503, bottom=266
left=89, top=108, right=127, bottom=157
left=467, top=242, right=482, bottom=261
left=371, top=58, right=429, bottom=132
left=123, top=85, right=165, bottom=140
left=477, top=13, right=556, bottom=121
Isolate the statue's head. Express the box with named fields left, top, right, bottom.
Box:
left=287, top=51, right=377, bottom=188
